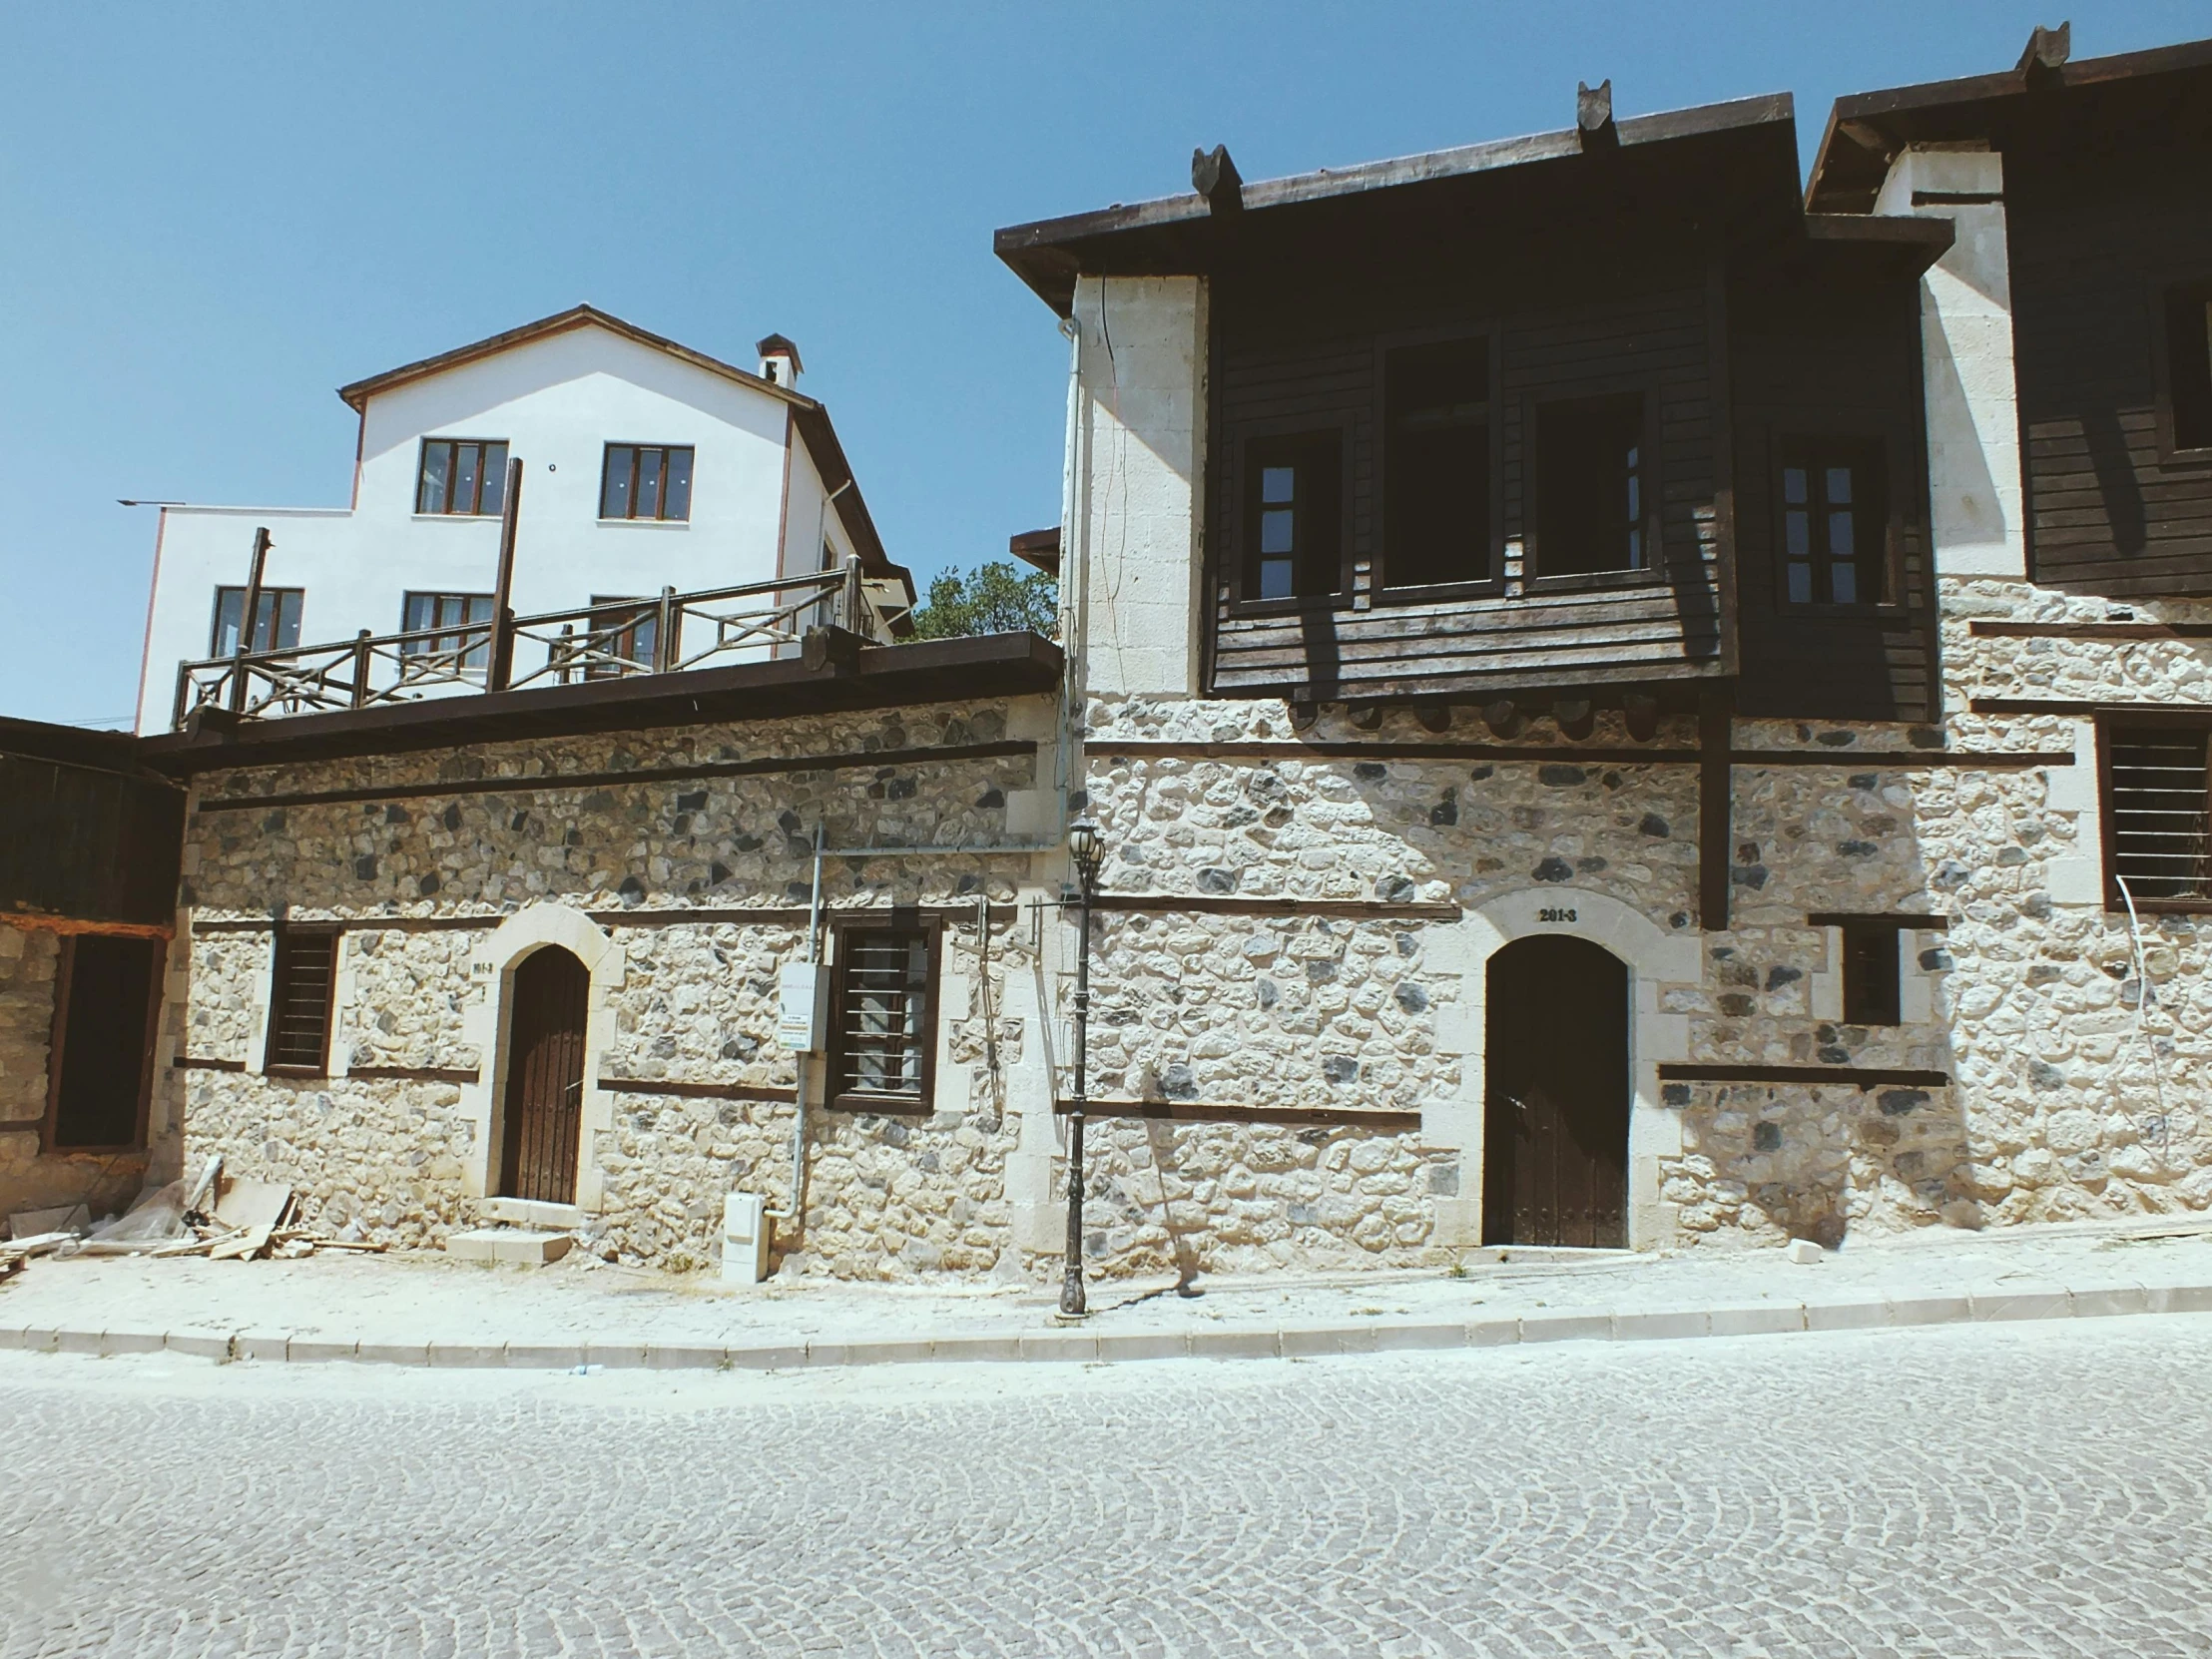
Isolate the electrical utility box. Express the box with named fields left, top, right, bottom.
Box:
left=722, top=1192, right=771, bottom=1284
left=777, top=961, right=830, bottom=1052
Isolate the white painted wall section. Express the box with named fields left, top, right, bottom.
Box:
left=1877, top=148, right=2026, bottom=579
left=1074, top=276, right=1208, bottom=701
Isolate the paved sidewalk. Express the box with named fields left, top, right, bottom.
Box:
left=6, top=1219, right=2212, bottom=1369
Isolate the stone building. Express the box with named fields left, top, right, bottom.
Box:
left=7, top=29, right=2212, bottom=1282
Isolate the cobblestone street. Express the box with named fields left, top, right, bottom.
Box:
left=5, top=1316, right=2209, bottom=1658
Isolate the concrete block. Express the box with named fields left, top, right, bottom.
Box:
left=802, top=1342, right=854, bottom=1368
left=645, top=1344, right=726, bottom=1371
left=427, top=1341, right=507, bottom=1368
left=1613, top=1309, right=1712, bottom=1344
left=1803, top=1297, right=1890, bottom=1333
left=99, top=1328, right=168, bottom=1357
left=928, top=1335, right=1025, bottom=1365
left=55, top=1328, right=102, bottom=1356
left=2066, top=1285, right=2150, bottom=1322
left=166, top=1331, right=233, bottom=1361
left=1279, top=1326, right=1361, bottom=1359
left=1517, top=1312, right=1612, bottom=1345
left=1785, top=1239, right=1825, bottom=1265
left=581, top=1343, right=649, bottom=1369
left=1708, top=1304, right=1807, bottom=1339
left=0, top=1326, right=26, bottom=1351
left=286, top=1339, right=359, bottom=1364
left=235, top=1331, right=290, bottom=1362
left=725, top=1344, right=807, bottom=1372
left=1888, top=1294, right=1972, bottom=1328
left=1465, top=1317, right=1521, bottom=1348
left=354, top=1342, right=430, bottom=1367
left=1193, top=1329, right=1281, bottom=1361
left=443, top=1228, right=572, bottom=1266
left=839, top=1340, right=933, bottom=1368
left=477, top=1197, right=578, bottom=1230
left=503, top=1343, right=587, bottom=1370
left=1968, top=1290, right=2073, bottom=1324
left=1018, top=1331, right=1099, bottom=1363
left=2143, top=1283, right=2212, bottom=1316
left=1377, top=1322, right=1473, bottom=1353
left=1091, top=1331, right=1191, bottom=1363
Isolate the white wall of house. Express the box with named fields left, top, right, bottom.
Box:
left=136, top=320, right=867, bottom=732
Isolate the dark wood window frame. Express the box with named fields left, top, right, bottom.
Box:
left=825, top=912, right=942, bottom=1116
left=264, top=925, right=340, bottom=1077
left=1837, top=920, right=1904, bottom=1026
left=210, top=586, right=305, bottom=658
left=1524, top=379, right=1667, bottom=594
left=2097, top=711, right=2212, bottom=914
left=2149, top=272, right=2212, bottom=464
left=1375, top=326, right=1504, bottom=605
left=400, top=591, right=496, bottom=673
left=1770, top=431, right=1906, bottom=617
left=599, top=443, right=697, bottom=522
left=43, top=933, right=164, bottom=1154
left=1220, top=411, right=1356, bottom=618
left=415, top=438, right=510, bottom=517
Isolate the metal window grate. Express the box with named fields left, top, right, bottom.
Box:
left=835, top=929, right=930, bottom=1099
left=269, top=931, right=336, bottom=1070
left=2110, top=725, right=2212, bottom=902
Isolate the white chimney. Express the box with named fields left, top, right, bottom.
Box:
left=756, top=332, right=803, bottom=390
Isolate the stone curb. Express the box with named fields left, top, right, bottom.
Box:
left=5, top=1279, right=2211, bottom=1372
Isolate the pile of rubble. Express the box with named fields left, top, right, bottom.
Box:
left=0, top=1156, right=384, bottom=1280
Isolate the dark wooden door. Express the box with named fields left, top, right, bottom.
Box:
left=1481, top=935, right=1629, bottom=1248
left=48, top=934, right=163, bottom=1149
left=498, top=946, right=588, bottom=1204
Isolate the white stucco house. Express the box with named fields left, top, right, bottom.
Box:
left=134, top=305, right=913, bottom=734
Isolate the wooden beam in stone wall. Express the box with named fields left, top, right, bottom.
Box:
left=1086, top=895, right=1460, bottom=921
left=1054, top=1099, right=1422, bottom=1131
left=1659, top=1063, right=1949, bottom=1089
left=1698, top=689, right=1733, bottom=932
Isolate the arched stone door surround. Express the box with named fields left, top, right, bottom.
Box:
left=1421, top=888, right=1700, bottom=1251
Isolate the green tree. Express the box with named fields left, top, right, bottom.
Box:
left=909, top=560, right=1060, bottom=640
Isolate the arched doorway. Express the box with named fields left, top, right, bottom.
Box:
left=1482, top=935, right=1629, bottom=1247
left=498, top=945, right=589, bottom=1204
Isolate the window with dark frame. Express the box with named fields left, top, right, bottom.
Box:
left=416, top=439, right=509, bottom=516
left=1780, top=444, right=1885, bottom=607
left=1536, top=393, right=1647, bottom=576
left=1839, top=922, right=1903, bottom=1026
left=2164, top=279, right=2212, bottom=452
left=47, top=934, right=162, bottom=1151
left=1243, top=431, right=1343, bottom=601
left=601, top=444, right=696, bottom=521
left=583, top=594, right=658, bottom=678
left=1383, top=337, right=1491, bottom=590
left=400, top=592, right=495, bottom=671
left=830, top=924, right=936, bottom=1108
left=211, top=587, right=304, bottom=658
left=2106, top=723, right=2212, bottom=905
left=265, top=928, right=338, bottom=1075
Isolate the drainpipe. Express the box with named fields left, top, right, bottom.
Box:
left=768, top=824, right=828, bottom=1227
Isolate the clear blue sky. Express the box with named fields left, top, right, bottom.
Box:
left=0, top=3, right=2198, bottom=726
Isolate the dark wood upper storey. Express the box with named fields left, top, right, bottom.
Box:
left=1001, top=92, right=1950, bottom=720
left=1810, top=33, right=2212, bottom=601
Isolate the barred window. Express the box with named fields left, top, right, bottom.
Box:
left=2106, top=723, right=2212, bottom=908
left=266, top=928, right=338, bottom=1074
left=830, top=925, right=937, bottom=1109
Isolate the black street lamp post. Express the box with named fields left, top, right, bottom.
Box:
left=1060, top=819, right=1105, bottom=1318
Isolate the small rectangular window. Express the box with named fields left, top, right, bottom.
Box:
left=830, top=924, right=937, bottom=1109
left=400, top=592, right=495, bottom=671
left=601, top=445, right=695, bottom=521
left=1242, top=432, right=1343, bottom=600
left=265, top=928, right=338, bottom=1075
left=211, top=587, right=304, bottom=657
left=1384, top=338, right=1491, bottom=589
left=1840, top=922, right=1902, bottom=1026
left=416, top=439, right=509, bottom=515
left=1779, top=443, right=1885, bottom=607
left=1536, top=393, right=1648, bottom=576
left=2106, top=723, right=2212, bottom=906
left=2163, top=279, right=2212, bottom=452
left=47, top=935, right=162, bottom=1151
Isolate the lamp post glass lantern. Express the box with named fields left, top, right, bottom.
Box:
left=1060, top=820, right=1106, bottom=1317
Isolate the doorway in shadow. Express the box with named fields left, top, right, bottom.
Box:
left=1482, top=935, right=1629, bottom=1247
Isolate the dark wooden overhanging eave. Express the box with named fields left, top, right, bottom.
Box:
left=136, top=632, right=1064, bottom=777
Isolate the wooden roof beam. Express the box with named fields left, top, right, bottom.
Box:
left=1577, top=79, right=1618, bottom=150
left=1192, top=145, right=1243, bottom=216
left=2016, top=21, right=2071, bottom=87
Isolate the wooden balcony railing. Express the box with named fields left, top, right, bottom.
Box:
left=172, top=560, right=885, bottom=730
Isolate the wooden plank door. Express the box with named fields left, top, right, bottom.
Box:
left=46, top=934, right=164, bottom=1150
left=1481, top=935, right=1629, bottom=1248
left=498, top=946, right=589, bottom=1204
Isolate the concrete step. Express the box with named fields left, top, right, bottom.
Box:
left=444, top=1228, right=572, bottom=1266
